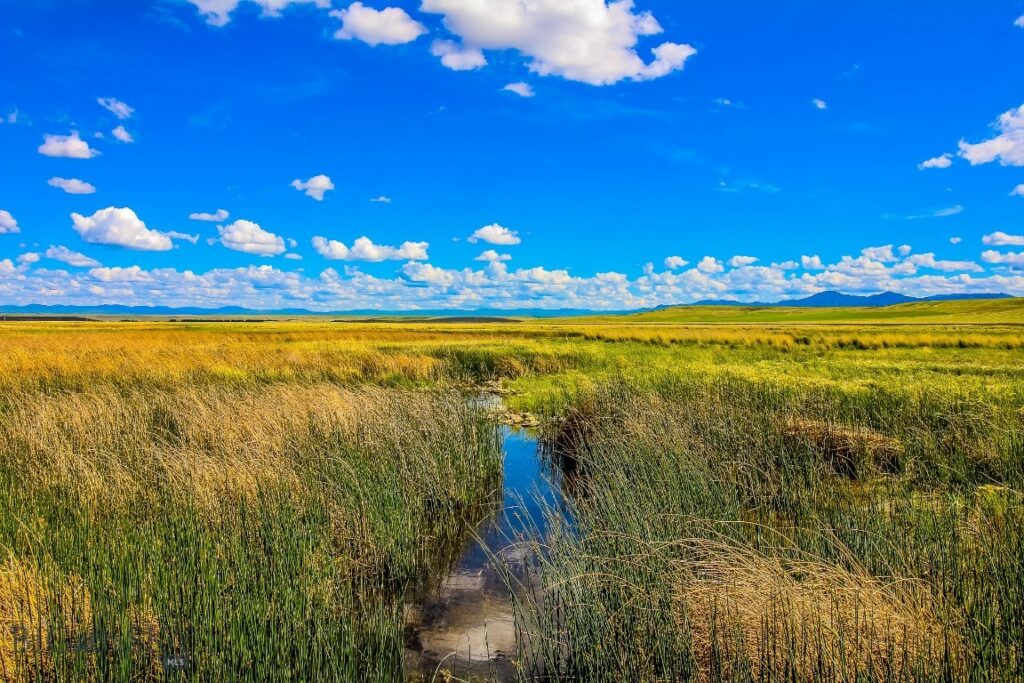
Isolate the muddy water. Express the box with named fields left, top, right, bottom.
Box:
left=404, top=412, right=559, bottom=682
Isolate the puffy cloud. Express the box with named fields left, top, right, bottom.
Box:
left=97, top=97, right=134, bottom=120
left=312, top=235, right=429, bottom=261
left=918, top=154, right=952, bottom=170
left=370, top=196, right=392, bottom=204
left=291, top=174, right=334, bottom=201
left=38, top=132, right=100, bottom=159
left=468, top=224, right=521, bottom=245
left=861, top=245, right=898, bottom=262
left=217, top=220, right=287, bottom=256
left=502, top=82, right=535, bottom=98
left=45, top=245, right=101, bottom=268
left=420, top=0, right=696, bottom=86
left=48, top=177, right=96, bottom=195
left=664, top=256, right=688, bottom=270
left=187, top=0, right=329, bottom=27
left=1016, top=15, right=1024, bottom=28
left=983, top=231, right=1024, bottom=246
left=1011, top=184, right=1024, bottom=197
left=811, top=98, right=827, bottom=110
left=111, top=125, right=134, bottom=143
left=728, top=255, right=758, bottom=268
left=771, top=260, right=799, bottom=270
left=166, top=231, right=200, bottom=245
left=71, top=207, right=174, bottom=251
left=189, top=209, right=230, bottom=222
left=950, top=237, right=962, bottom=245
left=18, top=252, right=40, bottom=264
left=0, top=210, right=19, bottom=234
left=905, top=253, right=981, bottom=272
left=982, top=250, right=1024, bottom=266
left=89, top=266, right=152, bottom=283
left=959, top=103, right=1024, bottom=166
left=476, top=249, right=511, bottom=262
left=802, top=255, right=824, bottom=270
left=431, top=40, right=487, bottom=70
left=696, top=256, right=723, bottom=273
left=331, top=3, right=427, bottom=46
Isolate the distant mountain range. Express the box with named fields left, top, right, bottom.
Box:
left=0, top=292, right=1014, bottom=319
left=681, top=291, right=1015, bottom=309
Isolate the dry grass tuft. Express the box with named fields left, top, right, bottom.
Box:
left=783, top=418, right=902, bottom=477
left=673, top=539, right=960, bottom=680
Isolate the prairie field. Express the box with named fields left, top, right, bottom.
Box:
left=0, top=308, right=1022, bottom=681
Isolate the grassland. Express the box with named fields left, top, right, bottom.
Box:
left=0, top=302, right=1022, bottom=681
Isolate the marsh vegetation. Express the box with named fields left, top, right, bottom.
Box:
left=0, top=308, right=1021, bottom=680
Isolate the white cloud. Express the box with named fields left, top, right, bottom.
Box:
left=187, top=0, right=329, bottom=27
left=284, top=253, right=303, bottom=260
left=331, top=3, right=426, bottom=46
left=97, top=97, right=134, bottom=120
left=982, top=250, right=1024, bottom=266
left=431, top=40, right=487, bottom=70
left=696, top=256, right=723, bottom=273
left=1016, top=15, right=1024, bottom=28
left=190, top=209, right=230, bottom=222
left=468, top=224, right=521, bottom=245
left=0, top=210, right=20, bottom=234
left=312, top=235, right=429, bottom=261
left=291, top=174, right=335, bottom=201
left=728, top=255, right=758, bottom=268
left=111, top=125, right=134, bottom=143
left=476, top=249, right=511, bottom=262
left=959, top=103, right=1024, bottom=166
left=45, top=245, right=101, bottom=268
left=802, top=255, right=824, bottom=270
left=218, top=220, right=286, bottom=256
left=420, top=0, right=696, bottom=86
left=983, top=231, right=1024, bottom=246
left=38, top=132, right=100, bottom=159
left=502, top=82, right=535, bottom=98
left=18, top=252, right=40, bottom=264
left=166, top=231, right=201, bottom=245
left=811, top=98, right=827, bottom=110
left=950, top=237, right=962, bottom=245
left=861, top=245, right=898, bottom=262
left=1011, top=184, right=1024, bottom=197
left=71, top=207, right=174, bottom=251
left=918, top=154, right=952, bottom=170
left=898, top=244, right=912, bottom=256
left=89, top=266, right=153, bottom=283
left=664, top=255, right=688, bottom=270
left=771, top=260, right=799, bottom=270
left=48, top=177, right=96, bottom=195
left=370, top=196, right=392, bottom=204
left=905, top=253, right=981, bottom=272
left=902, top=205, right=964, bottom=220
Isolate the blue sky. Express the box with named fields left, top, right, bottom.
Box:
left=1, top=0, right=1024, bottom=310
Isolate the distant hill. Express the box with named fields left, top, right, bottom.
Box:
left=685, top=291, right=1013, bottom=308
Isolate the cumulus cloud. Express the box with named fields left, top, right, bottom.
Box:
left=431, top=40, right=487, bottom=70
left=811, top=98, right=827, bottom=110
left=89, top=266, right=153, bottom=283
left=48, top=177, right=96, bottom=195
left=187, top=0, right=329, bottom=27
left=38, top=132, right=100, bottom=159
left=18, top=252, right=40, bottom=265
left=981, top=250, right=1024, bottom=266
left=1016, top=15, right=1024, bottom=28
left=312, top=235, right=429, bottom=261
left=468, top=224, right=521, bottom=245
left=664, top=256, right=688, bottom=270
left=331, top=3, right=427, bottom=46
left=950, top=237, right=962, bottom=245
left=918, top=154, right=952, bottom=170
left=45, top=245, right=101, bottom=268
left=0, top=210, right=20, bottom=234
left=71, top=207, right=174, bottom=251
left=502, top=82, right=535, bottom=97
left=802, top=255, right=824, bottom=270
left=218, top=220, right=286, bottom=256
left=370, top=196, right=392, bottom=204
left=861, top=245, right=899, bottom=262
left=97, top=97, right=134, bottom=120
left=905, top=253, right=981, bottom=272
left=983, top=231, right=1024, bottom=246
left=420, top=0, right=696, bottom=86
left=291, top=174, right=335, bottom=201
left=111, top=125, right=134, bottom=143
left=728, top=255, right=758, bottom=268
left=1011, top=184, right=1024, bottom=197
left=476, top=249, right=511, bottom=262
left=190, top=209, right=230, bottom=222
left=696, top=256, right=723, bottom=273
left=959, top=103, right=1024, bottom=166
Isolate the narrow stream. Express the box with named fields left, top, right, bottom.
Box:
left=404, top=403, right=560, bottom=682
